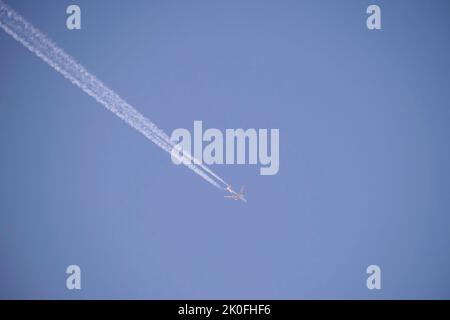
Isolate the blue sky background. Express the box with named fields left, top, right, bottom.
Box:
left=1, top=0, right=450, bottom=299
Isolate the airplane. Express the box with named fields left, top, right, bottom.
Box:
left=224, top=185, right=247, bottom=203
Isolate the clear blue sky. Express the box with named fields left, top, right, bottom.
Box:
left=0, top=0, right=449, bottom=299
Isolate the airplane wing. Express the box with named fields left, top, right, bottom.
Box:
left=240, top=185, right=245, bottom=194
left=224, top=195, right=236, bottom=198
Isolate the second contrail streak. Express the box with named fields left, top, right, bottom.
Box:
left=0, top=1, right=228, bottom=190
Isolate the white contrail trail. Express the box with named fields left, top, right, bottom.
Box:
left=0, top=1, right=228, bottom=190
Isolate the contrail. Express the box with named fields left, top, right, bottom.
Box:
left=0, top=1, right=228, bottom=190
